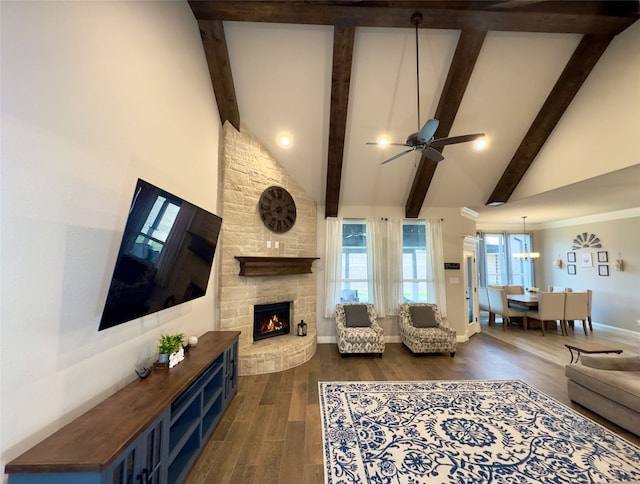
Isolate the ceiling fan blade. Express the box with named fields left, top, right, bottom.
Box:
left=365, top=142, right=410, bottom=147
left=430, top=133, right=485, bottom=147
left=421, top=146, right=445, bottom=162
left=380, top=148, right=415, bottom=165
left=416, top=119, right=439, bottom=143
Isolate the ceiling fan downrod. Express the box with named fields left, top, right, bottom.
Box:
left=411, top=12, right=423, bottom=132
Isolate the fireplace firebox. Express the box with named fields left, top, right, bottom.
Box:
left=253, top=301, right=291, bottom=341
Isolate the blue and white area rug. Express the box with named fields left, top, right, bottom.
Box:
left=319, top=380, right=640, bottom=483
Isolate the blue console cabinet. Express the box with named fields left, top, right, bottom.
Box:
left=6, top=331, right=239, bottom=484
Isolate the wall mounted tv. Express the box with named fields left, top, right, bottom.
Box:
left=99, top=179, right=222, bottom=331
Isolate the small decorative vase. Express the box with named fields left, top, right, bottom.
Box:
left=158, top=353, right=169, bottom=364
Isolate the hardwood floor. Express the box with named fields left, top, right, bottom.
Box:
left=186, top=324, right=640, bottom=484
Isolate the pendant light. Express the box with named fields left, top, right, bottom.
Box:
left=513, top=216, right=540, bottom=260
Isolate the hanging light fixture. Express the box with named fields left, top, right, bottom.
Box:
left=513, top=216, right=540, bottom=260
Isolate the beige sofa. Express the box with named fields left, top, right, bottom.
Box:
left=565, top=354, right=640, bottom=436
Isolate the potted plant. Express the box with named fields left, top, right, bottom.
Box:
left=157, top=333, right=185, bottom=368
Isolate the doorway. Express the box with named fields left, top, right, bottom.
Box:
left=463, top=236, right=481, bottom=337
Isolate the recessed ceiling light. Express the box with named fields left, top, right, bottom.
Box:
left=278, top=133, right=292, bottom=148
left=378, top=137, right=390, bottom=146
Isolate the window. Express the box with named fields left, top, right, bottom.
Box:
left=402, top=221, right=427, bottom=302
left=478, top=232, right=535, bottom=288
left=341, top=222, right=369, bottom=302
left=130, top=196, right=181, bottom=263
left=326, top=218, right=445, bottom=318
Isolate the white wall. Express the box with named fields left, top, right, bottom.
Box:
left=0, top=1, right=221, bottom=478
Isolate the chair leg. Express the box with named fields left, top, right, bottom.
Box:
left=582, top=319, right=588, bottom=336
left=523, top=315, right=528, bottom=331
left=539, top=319, right=545, bottom=336
left=560, top=320, right=567, bottom=336
left=588, top=316, right=593, bottom=332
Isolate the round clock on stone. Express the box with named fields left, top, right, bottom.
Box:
left=258, top=185, right=297, bottom=233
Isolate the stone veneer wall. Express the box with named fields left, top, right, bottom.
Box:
left=218, top=123, right=318, bottom=375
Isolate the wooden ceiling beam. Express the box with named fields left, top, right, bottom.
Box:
left=405, top=29, right=487, bottom=218
left=197, top=20, right=240, bottom=130
left=189, top=2, right=637, bottom=36
left=325, top=25, right=355, bottom=218
left=486, top=34, right=613, bottom=206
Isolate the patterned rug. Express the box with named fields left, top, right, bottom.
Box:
left=319, top=380, right=640, bottom=483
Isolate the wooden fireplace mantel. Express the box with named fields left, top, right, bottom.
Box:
left=234, top=256, right=319, bottom=277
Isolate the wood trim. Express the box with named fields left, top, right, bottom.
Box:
left=197, top=19, right=240, bottom=130
left=235, top=256, right=319, bottom=276
left=188, top=2, right=638, bottom=36
left=486, top=34, right=613, bottom=206
left=325, top=25, right=355, bottom=218
left=405, top=30, right=487, bottom=218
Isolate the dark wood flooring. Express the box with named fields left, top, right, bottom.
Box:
left=186, top=330, right=640, bottom=484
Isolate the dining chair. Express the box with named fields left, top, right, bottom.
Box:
left=487, top=287, right=528, bottom=330
left=586, top=289, right=593, bottom=332
left=478, top=287, right=491, bottom=317
left=548, top=286, right=572, bottom=293
left=564, top=291, right=590, bottom=335
left=527, top=292, right=566, bottom=336
left=506, top=285, right=525, bottom=295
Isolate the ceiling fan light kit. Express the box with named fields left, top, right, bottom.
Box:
left=366, top=12, right=484, bottom=165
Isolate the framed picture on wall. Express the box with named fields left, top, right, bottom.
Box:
left=567, top=264, right=576, bottom=275
left=597, top=251, right=608, bottom=263
left=598, top=265, right=609, bottom=276
left=581, top=252, right=593, bottom=267
left=567, top=252, right=576, bottom=263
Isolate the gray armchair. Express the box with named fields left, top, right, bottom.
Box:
left=335, top=303, right=385, bottom=356
left=398, top=303, right=456, bottom=357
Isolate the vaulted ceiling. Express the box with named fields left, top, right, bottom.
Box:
left=188, top=1, right=640, bottom=225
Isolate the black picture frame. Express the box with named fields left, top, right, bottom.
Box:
left=567, top=252, right=576, bottom=263
left=598, top=265, right=609, bottom=276
left=567, top=264, right=576, bottom=275
left=597, top=251, right=608, bottom=263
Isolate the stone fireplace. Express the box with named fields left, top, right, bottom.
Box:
left=217, top=123, right=318, bottom=375
left=253, top=301, right=291, bottom=341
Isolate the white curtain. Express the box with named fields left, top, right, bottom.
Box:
left=323, top=217, right=343, bottom=318
left=426, top=219, right=448, bottom=316
left=370, top=218, right=403, bottom=317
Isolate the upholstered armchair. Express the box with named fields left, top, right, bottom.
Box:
left=335, top=303, right=385, bottom=356
left=398, top=303, right=456, bottom=357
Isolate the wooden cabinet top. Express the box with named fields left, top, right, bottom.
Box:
left=6, top=331, right=240, bottom=474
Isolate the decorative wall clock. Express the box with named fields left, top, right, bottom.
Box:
left=258, top=185, right=297, bottom=233
left=571, top=232, right=601, bottom=250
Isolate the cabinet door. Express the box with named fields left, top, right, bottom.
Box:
left=142, top=417, right=164, bottom=484
left=105, top=413, right=166, bottom=484
left=224, top=340, right=238, bottom=403
left=108, top=444, right=136, bottom=484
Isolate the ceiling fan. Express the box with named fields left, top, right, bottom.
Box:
left=367, top=12, right=484, bottom=165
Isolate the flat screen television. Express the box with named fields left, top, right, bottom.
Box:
left=99, top=179, right=222, bottom=331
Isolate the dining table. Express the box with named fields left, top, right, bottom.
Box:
left=506, top=292, right=539, bottom=308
